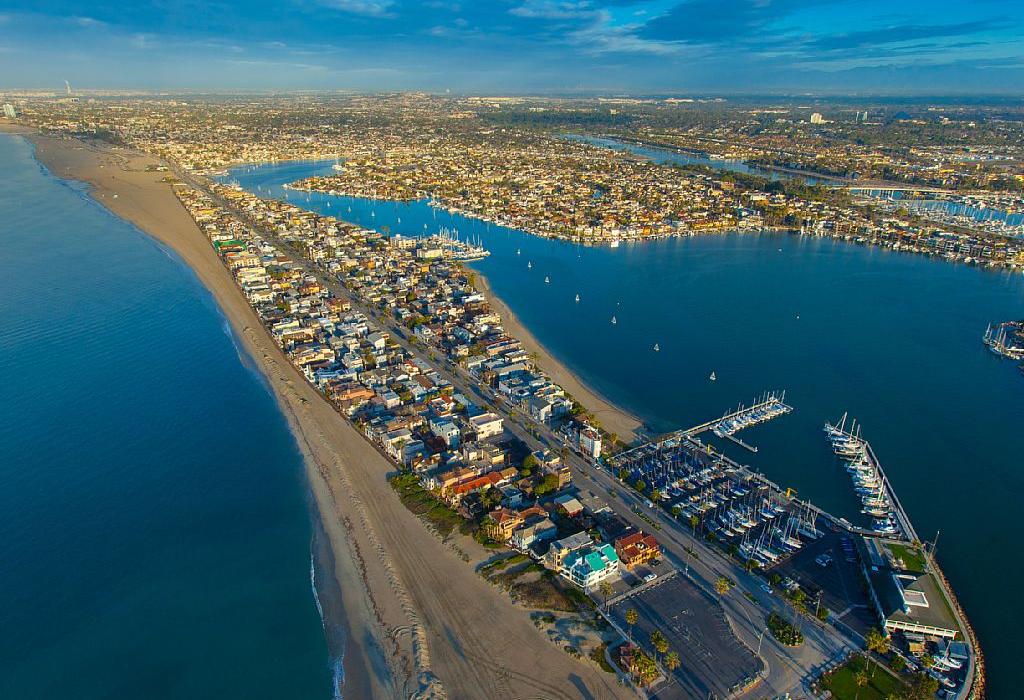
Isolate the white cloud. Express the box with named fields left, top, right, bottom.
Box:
left=568, top=10, right=683, bottom=56
left=510, top=1, right=596, bottom=20
left=318, top=0, right=396, bottom=17
left=72, top=16, right=106, bottom=28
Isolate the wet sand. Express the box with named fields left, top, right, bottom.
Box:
left=475, top=273, right=643, bottom=443
left=8, top=123, right=633, bottom=700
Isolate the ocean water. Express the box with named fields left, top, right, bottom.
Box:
left=0, top=135, right=334, bottom=699
left=225, top=158, right=1024, bottom=698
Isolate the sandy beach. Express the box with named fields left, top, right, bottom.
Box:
left=474, top=273, right=643, bottom=443
left=6, top=122, right=633, bottom=700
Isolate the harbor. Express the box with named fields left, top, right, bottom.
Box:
left=983, top=320, right=1024, bottom=361
left=218, top=156, right=1022, bottom=699
left=609, top=394, right=979, bottom=697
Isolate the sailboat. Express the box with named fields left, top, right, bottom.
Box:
left=611, top=316, right=617, bottom=325
left=516, top=248, right=521, bottom=255
left=527, top=261, right=533, bottom=269
left=710, top=371, right=717, bottom=381
left=653, top=343, right=660, bottom=352
left=575, top=294, right=580, bottom=303
left=544, top=276, right=550, bottom=284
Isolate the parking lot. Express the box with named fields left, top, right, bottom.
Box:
left=770, top=525, right=877, bottom=635
left=607, top=571, right=764, bottom=699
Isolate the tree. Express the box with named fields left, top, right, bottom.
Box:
left=689, top=514, right=699, bottom=531
left=651, top=630, right=669, bottom=657
left=714, top=576, right=733, bottom=597
left=534, top=473, right=560, bottom=497
left=650, top=489, right=662, bottom=502
left=853, top=668, right=869, bottom=700
left=625, top=608, right=639, bottom=639
left=599, top=579, right=614, bottom=598
left=630, top=650, right=658, bottom=685
left=671, top=505, right=682, bottom=518
left=617, top=467, right=630, bottom=481
left=904, top=672, right=939, bottom=700
left=634, top=479, right=646, bottom=493
left=663, top=651, right=680, bottom=673
left=865, top=628, right=891, bottom=656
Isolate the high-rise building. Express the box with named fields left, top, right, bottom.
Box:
left=2, top=103, right=16, bottom=119
left=810, top=112, right=824, bottom=124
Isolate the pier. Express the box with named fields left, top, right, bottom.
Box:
left=826, top=417, right=919, bottom=543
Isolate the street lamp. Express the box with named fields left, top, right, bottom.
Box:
left=756, top=627, right=767, bottom=656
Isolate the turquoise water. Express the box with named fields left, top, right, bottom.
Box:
left=0, top=135, right=334, bottom=699
left=226, top=158, right=1024, bottom=697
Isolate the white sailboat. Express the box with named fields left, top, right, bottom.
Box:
left=653, top=343, right=660, bottom=352
left=575, top=293, right=581, bottom=303
left=527, top=261, right=532, bottom=269
left=611, top=316, right=617, bottom=325
left=709, top=371, right=717, bottom=381
left=544, top=276, right=550, bottom=284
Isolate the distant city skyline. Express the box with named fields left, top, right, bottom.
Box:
left=1, top=0, right=1022, bottom=93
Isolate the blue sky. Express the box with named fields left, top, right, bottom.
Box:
left=1, top=0, right=1022, bottom=93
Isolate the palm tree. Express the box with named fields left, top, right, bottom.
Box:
left=651, top=630, right=668, bottom=657
left=663, top=651, right=680, bottom=673
left=865, top=628, right=891, bottom=655
left=853, top=668, right=869, bottom=700
left=625, top=608, right=638, bottom=640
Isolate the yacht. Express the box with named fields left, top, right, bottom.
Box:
left=610, top=239, right=621, bottom=248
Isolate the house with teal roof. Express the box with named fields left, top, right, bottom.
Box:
left=561, top=542, right=621, bottom=592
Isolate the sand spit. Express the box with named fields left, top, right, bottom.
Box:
left=11, top=125, right=632, bottom=699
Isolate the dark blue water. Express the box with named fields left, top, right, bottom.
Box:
left=565, top=134, right=840, bottom=185
left=0, top=135, right=334, bottom=699
left=226, top=157, right=1024, bottom=697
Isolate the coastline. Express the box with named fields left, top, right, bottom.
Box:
left=472, top=271, right=644, bottom=443
left=10, top=124, right=632, bottom=700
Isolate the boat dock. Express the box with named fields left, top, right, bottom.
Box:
left=686, top=391, right=792, bottom=453
left=825, top=416, right=919, bottom=543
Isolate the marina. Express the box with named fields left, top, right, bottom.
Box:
left=220, top=157, right=1024, bottom=699
left=824, top=414, right=918, bottom=542
left=706, top=391, right=792, bottom=453
left=983, top=320, right=1024, bottom=361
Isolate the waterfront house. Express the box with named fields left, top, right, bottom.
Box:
left=614, top=530, right=661, bottom=568
left=544, top=531, right=593, bottom=571
left=561, top=543, right=620, bottom=592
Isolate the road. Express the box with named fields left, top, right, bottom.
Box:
left=182, top=166, right=856, bottom=698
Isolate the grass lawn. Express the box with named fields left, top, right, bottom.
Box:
left=823, top=656, right=905, bottom=700
left=886, top=542, right=927, bottom=573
